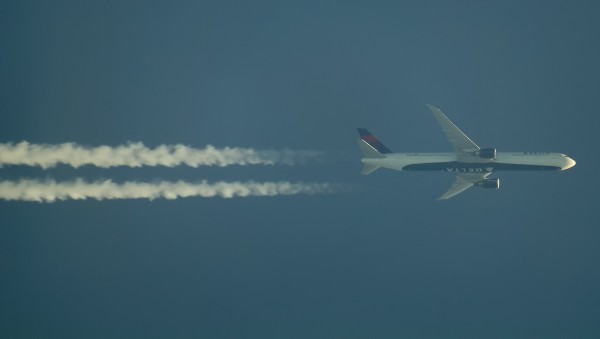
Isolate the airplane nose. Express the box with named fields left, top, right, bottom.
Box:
left=563, top=157, right=576, bottom=170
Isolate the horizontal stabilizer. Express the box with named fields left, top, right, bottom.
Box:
left=361, top=164, right=380, bottom=175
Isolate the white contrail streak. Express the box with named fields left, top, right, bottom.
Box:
left=0, top=142, right=322, bottom=169
left=0, top=179, right=340, bottom=202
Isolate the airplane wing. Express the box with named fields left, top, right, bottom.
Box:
left=438, top=173, right=491, bottom=200
left=426, top=104, right=480, bottom=161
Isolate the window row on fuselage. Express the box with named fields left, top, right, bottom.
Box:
left=512, top=152, right=551, bottom=156
left=403, top=153, right=453, bottom=157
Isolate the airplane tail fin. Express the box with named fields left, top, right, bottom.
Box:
left=357, top=139, right=384, bottom=159
left=357, top=135, right=385, bottom=175
left=357, top=128, right=393, bottom=154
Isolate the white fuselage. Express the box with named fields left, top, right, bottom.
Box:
left=362, top=152, right=576, bottom=173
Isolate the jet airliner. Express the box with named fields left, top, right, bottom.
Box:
left=358, top=105, right=576, bottom=200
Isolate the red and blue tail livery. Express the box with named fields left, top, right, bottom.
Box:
left=357, top=128, right=393, bottom=154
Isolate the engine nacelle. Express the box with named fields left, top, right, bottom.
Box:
left=476, top=148, right=497, bottom=159
left=478, top=178, right=500, bottom=189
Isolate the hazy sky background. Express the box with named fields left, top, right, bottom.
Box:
left=1, top=1, right=599, bottom=338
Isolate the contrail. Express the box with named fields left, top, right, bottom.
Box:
left=0, top=178, right=341, bottom=202
left=0, top=142, right=322, bottom=169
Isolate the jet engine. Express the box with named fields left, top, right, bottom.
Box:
left=476, top=148, right=496, bottom=159
left=478, top=178, right=500, bottom=189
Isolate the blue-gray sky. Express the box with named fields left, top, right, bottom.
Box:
left=1, top=1, right=599, bottom=338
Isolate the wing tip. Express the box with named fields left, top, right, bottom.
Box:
left=426, top=103, right=439, bottom=111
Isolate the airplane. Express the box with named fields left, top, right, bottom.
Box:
left=357, top=104, right=576, bottom=200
